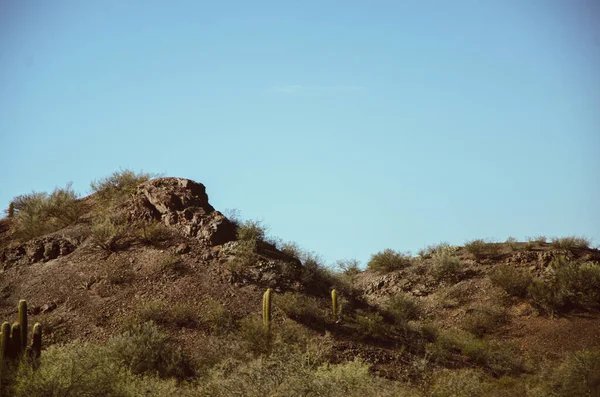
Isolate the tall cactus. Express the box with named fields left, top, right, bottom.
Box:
left=7, top=202, right=15, bottom=218
left=1, top=322, right=10, bottom=359
left=18, top=300, right=27, bottom=349
left=10, top=323, right=22, bottom=358
left=0, top=300, right=42, bottom=366
left=31, top=323, right=42, bottom=359
left=263, top=288, right=272, bottom=330
left=331, top=289, right=338, bottom=319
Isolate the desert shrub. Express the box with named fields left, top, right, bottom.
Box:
left=227, top=240, right=259, bottom=280
left=461, top=305, right=507, bottom=337
left=490, top=265, right=533, bottom=298
left=505, top=236, right=519, bottom=250
left=335, top=259, right=362, bottom=276
left=464, top=239, right=501, bottom=259
left=170, top=302, right=198, bottom=328
left=90, top=169, right=155, bottom=206
left=550, top=236, right=591, bottom=249
left=527, top=235, right=547, bottom=244
left=528, top=256, right=600, bottom=316
left=197, top=298, right=232, bottom=334
left=385, top=293, right=420, bottom=325
left=134, top=220, right=171, bottom=246
left=298, top=252, right=336, bottom=294
left=430, top=250, right=462, bottom=282
left=12, top=342, right=128, bottom=397
left=89, top=216, right=132, bottom=254
left=434, top=329, right=525, bottom=376
left=280, top=241, right=302, bottom=261
left=429, top=368, right=489, bottom=397
left=137, top=300, right=169, bottom=325
left=159, top=255, right=186, bottom=275
left=104, top=259, right=135, bottom=285
left=107, top=321, right=194, bottom=379
left=236, top=316, right=272, bottom=356
left=353, top=309, right=389, bottom=339
left=544, top=349, right=600, bottom=396
left=198, top=353, right=410, bottom=397
left=276, top=292, right=323, bottom=323
left=367, top=249, right=412, bottom=273
left=418, top=242, right=459, bottom=258
left=11, top=183, right=84, bottom=239
left=236, top=219, right=266, bottom=242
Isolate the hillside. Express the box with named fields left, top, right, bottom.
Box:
left=0, top=171, right=599, bottom=396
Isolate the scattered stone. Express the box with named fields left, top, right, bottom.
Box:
left=175, top=243, right=190, bottom=254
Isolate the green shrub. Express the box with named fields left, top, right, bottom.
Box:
left=550, top=236, right=591, bottom=249
left=367, top=249, right=412, bottom=273
left=353, top=309, right=388, bottom=339
left=528, top=256, right=600, bottom=316
left=546, top=349, right=600, bottom=396
left=385, top=293, right=420, bottom=325
left=280, top=241, right=302, bottom=261
left=170, top=303, right=198, bottom=328
left=490, top=265, right=532, bottom=298
left=136, top=300, right=169, bottom=325
left=236, top=219, right=266, bottom=242
left=134, top=220, right=171, bottom=246
left=89, top=216, right=132, bottom=254
left=527, top=235, right=547, bottom=244
left=12, top=342, right=127, bottom=397
left=11, top=183, right=84, bottom=239
left=197, top=298, right=232, bottom=334
left=335, top=259, right=362, bottom=276
left=434, top=329, right=525, bottom=376
left=90, top=169, right=155, bottom=206
left=505, top=237, right=519, bottom=250
left=107, top=321, right=194, bottom=379
left=236, top=317, right=272, bottom=356
left=464, top=239, right=501, bottom=259
left=430, top=251, right=462, bottom=282
left=275, top=292, right=323, bottom=323
left=159, top=255, right=186, bottom=275
left=461, top=305, right=507, bottom=337
left=418, top=242, right=457, bottom=258
left=429, top=368, right=489, bottom=397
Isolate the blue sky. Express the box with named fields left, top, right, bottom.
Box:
left=1, top=1, right=599, bottom=266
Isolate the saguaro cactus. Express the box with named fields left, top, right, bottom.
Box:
left=331, top=289, right=338, bottom=319
left=263, top=288, right=272, bottom=330
left=1, top=322, right=10, bottom=359
left=7, top=202, right=15, bottom=218
left=10, top=323, right=22, bottom=358
left=0, top=300, right=42, bottom=366
left=31, top=323, right=42, bottom=359
left=18, top=300, right=27, bottom=349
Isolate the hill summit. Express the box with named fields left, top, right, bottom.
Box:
left=0, top=171, right=599, bottom=396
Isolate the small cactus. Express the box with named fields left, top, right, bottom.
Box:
left=331, top=289, right=338, bottom=319
left=263, top=288, right=272, bottom=330
left=18, top=299, right=27, bottom=349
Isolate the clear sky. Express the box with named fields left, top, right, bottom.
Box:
left=1, top=1, right=599, bottom=266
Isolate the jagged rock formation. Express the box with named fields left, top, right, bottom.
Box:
left=130, top=178, right=237, bottom=246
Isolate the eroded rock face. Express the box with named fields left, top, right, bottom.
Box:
left=0, top=236, right=76, bottom=270
left=135, top=178, right=237, bottom=246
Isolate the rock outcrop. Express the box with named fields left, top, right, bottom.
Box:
left=133, top=178, right=237, bottom=246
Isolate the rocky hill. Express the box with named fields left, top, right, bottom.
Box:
left=0, top=172, right=599, bottom=396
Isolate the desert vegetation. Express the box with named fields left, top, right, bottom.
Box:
left=0, top=171, right=599, bottom=396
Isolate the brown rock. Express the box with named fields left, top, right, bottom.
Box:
left=175, top=243, right=190, bottom=254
